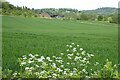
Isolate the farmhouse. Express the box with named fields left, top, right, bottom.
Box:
left=50, top=14, right=64, bottom=19
left=39, top=13, right=51, bottom=18
left=39, top=13, right=64, bottom=19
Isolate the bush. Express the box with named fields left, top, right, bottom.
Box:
left=108, top=15, right=118, bottom=24
left=97, top=15, right=103, bottom=21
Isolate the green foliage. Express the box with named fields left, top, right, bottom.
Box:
left=1, top=1, right=38, bottom=17
left=79, top=14, right=89, bottom=20
left=2, top=69, right=13, bottom=78
left=107, top=14, right=119, bottom=24
left=63, top=13, right=80, bottom=20
left=97, top=15, right=103, bottom=21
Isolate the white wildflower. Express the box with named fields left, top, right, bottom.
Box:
left=70, top=73, right=73, bottom=76
left=73, top=70, right=77, bottom=74
left=83, top=58, right=87, bottom=61
left=106, top=59, right=109, bottom=61
left=66, top=45, right=69, bottom=47
left=56, top=60, right=63, bottom=64
left=29, top=67, right=34, bottom=70
left=71, top=43, right=75, bottom=45
left=46, top=57, right=50, bottom=61
left=82, top=69, right=86, bottom=73
left=81, top=51, right=86, bottom=55
left=60, top=53, right=64, bottom=56
left=90, top=54, right=94, bottom=57
left=72, top=48, right=77, bottom=52
left=64, top=68, right=70, bottom=71
left=80, top=48, right=83, bottom=51
left=29, top=54, right=33, bottom=56
left=56, top=57, right=62, bottom=59
left=29, top=58, right=33, bottom=60
left=60, top=65, right=64, bottom=68
left=52, top=63, right=56, bottom=68
left=81, top=60, right=86, bottom=63
left=76, top=53, right=80, bottom=56
left=28, top=60, right=34, bottom=64
left=37, top=58, right=43, bottom=62
left=63, top=71, right=67, bottom=75
left=67, top=54, right=73, bottom=56
left=35, top=65, right=39, bottom=68
left=68, top=56, right=72, bottom=59
left=71, top=63, right=75, bottom=65
left=21, top=62, right=26, bottom=65
left=42, top=62, right=48, bottom=66
left=28, top=69, right=32, bottom=72
left=80, top=63, right=84, bottom=66
left=114, top=64, right=117, bottom=67
left=86, top=61, right=90, bottom=64
left=23, top=57, right=27, bottom=60
left=66, top=49, right=69, bottom=52
left=86, top=76, right=90, bottom=78
left=67, top=62, right=70, bottom=65
left=87, top=53, right=91, bottom=58
left=25, top=67, right=29, bottom=70
left=41, top=56, right=45, bottom=60
left=69, top=45, right=72, bottom=48
left=23, top=55, right=27, bottom=58
left=35, top=72, right=40, bottom=75
left=48, top=75, right=52, bottom=78
left=73, top=68, right=77, bottom=71
left=53, top=73, right=57, bottom=76
left=49, top=60, right=53, bottom=62
left=57, top=68, right=63, bottom=72
left=13, top=72, right=17, bottom=77
left=40, top=70, right=46, bottom=75
left=52, top=56, right=56, bottom=58
left=29, top=54, right=35, bottom=58
left=77, top=45, right=80, bottom=47
left=35, top=54, right=39, bottom=57
left=94, top=62, right=99, bottom=66
left=74, top=56, right=81, bottom=61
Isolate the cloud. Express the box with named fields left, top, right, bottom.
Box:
left=6, top=0, right=119, bottom=10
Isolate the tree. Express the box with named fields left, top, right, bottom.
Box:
left=108, top=14, right=118, bottom=24
left=108, top=17, right=112, bottom=23
left=80, top=14, right=89, bottom=20
left=97, top=15, right=103, bottom=21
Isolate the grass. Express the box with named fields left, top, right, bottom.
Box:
left=2, top=16, right=118, bottom=71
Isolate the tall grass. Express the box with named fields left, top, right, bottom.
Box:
left=2, top=16, right=118, bottom=71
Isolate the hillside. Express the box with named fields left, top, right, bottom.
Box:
left=82, top=7, right=118, bottom=15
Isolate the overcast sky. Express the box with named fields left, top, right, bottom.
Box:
left=6, top=0, right=119, bottom=10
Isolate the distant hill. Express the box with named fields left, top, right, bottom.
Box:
left=81, top=7, right=118, bottom=15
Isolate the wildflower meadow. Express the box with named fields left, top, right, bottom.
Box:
left=2, top=43, right=119, bottom=78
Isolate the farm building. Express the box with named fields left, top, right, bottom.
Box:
left=39, top=13, right=51, bottom=18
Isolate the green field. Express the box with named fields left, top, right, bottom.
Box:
left=2, top=16, right=118, bottom=71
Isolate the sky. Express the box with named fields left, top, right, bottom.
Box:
left=6, top=0, right=120, bottom=10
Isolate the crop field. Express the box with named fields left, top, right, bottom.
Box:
left=2, top=16, right=118, bottom=71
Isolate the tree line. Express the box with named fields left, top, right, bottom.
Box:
left=35, top=8, right=119, bottom=24
left=0, top=1, right=38, bottom=17
left=0, top=1, right=119, bottom=24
